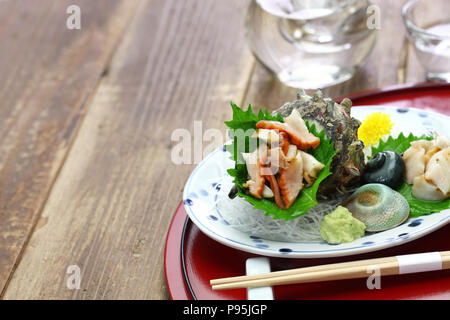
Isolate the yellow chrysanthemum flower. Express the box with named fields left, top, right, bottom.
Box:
left=357, top=112, right=394, bottom=146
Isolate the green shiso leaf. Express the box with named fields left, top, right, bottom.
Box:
left=370, top=133, right=449, bottom=217
left=397, top=182, right=450, bottom=217
left=224, top=102, right=283, bottom=131
left=371, top=132, right=433, bottom=155
left=224, top=102, right=336, bottom=221
left=224, top=102, right=283, bottom=165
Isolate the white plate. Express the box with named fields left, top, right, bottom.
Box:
left=183, top=106, right=450, bottom=258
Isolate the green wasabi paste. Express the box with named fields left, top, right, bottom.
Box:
left=320, top=206, right=366, bottom=244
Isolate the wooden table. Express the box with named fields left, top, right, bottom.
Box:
left=0, top=0, right=432, bottom=299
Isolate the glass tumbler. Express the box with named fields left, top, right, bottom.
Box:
left=245, top=0, right=378, bottom=89
left=403, top=0, right=450, bottom=82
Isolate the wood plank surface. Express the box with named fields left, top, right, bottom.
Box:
left=3, top=0, right=255, bottom=299
left=0, top=0, right=437, bottom=299
left=0, top=0, right=138, bottom=296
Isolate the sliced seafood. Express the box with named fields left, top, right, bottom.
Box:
left=252, top=129, right=281, bottom=146
left=285, top=144, right=297, bottom=160
left=300, top=151, right=325, bottom=187
left=265, top=174, right=285, bottom=209
left=410, top=139, right=434, bottom=150
left=435, top=135, right=450, bottom=149
left=344, top=183, right=410, bottom=232
left=278, top=151, right=304, bottom=208
left=279, top=132, right=291, bottom=155
left=256, top=109, right=320, bottom=151
left=239, top=99, right=326, bottom=210
left=262, top=185, right=274, bottom=198
left=403, top=135, right=450, bottom=200
left=403, top=146, right=426, bottom=184
left=424, top=149, right=450, bottom=196
left=242, top=134, right=322, bottom=209
left=259, top=147, right=289, bottom=175
left=412, top=175, right=447, bottom=201
left=242, top=149, right=265, bottom=199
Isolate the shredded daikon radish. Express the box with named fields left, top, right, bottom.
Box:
left=215, top=177, right=341, bottom=242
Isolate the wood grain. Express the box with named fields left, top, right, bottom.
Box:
left=3, top=0, right=255, bottom=299
left=0, top=0, right=138, bottom=296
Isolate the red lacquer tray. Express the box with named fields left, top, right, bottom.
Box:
left=165, top=82, right=450, bottom=300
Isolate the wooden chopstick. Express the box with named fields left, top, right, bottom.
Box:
left=211, top=251, right=450, bottom=291
left=211, top=256, right=396, bottom=285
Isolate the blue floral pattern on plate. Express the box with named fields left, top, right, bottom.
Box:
left=183, top=107, right=450, bottom=258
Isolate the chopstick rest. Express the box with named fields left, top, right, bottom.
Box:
left=246, top=258, right=274, bottom=300
left=396, top=252, right=443, bottom=274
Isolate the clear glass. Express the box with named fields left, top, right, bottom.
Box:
left=403, top=0, right=450, bottom=82
left=245, top=0, right=377, bottom=89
